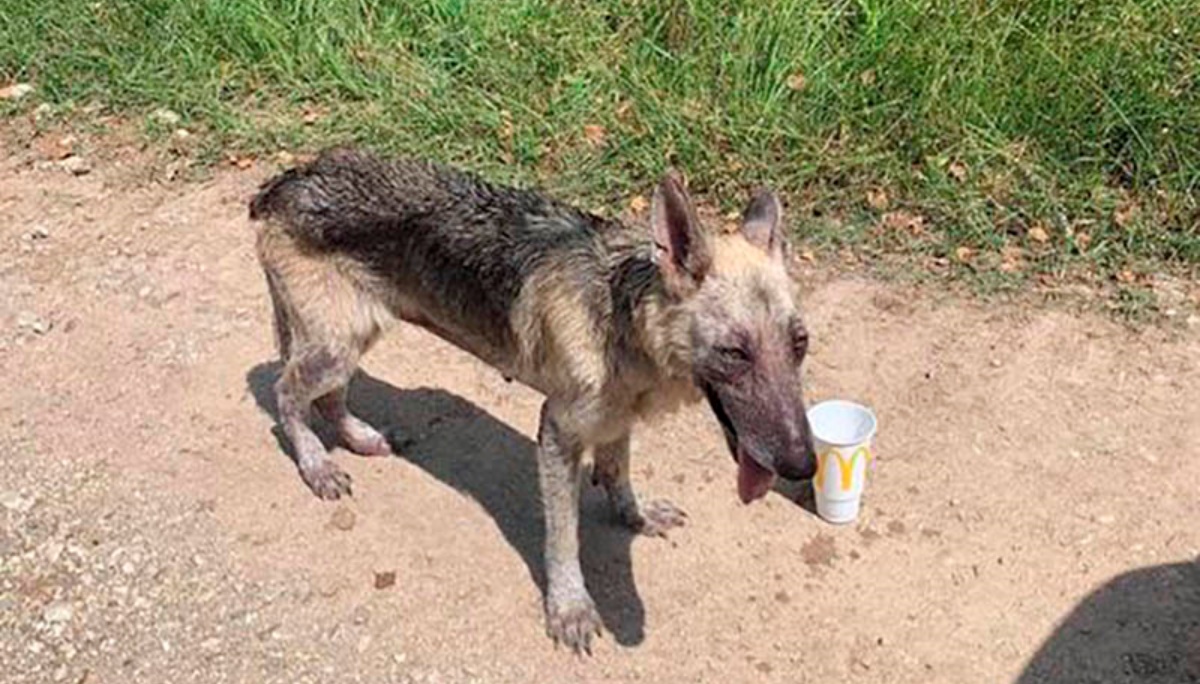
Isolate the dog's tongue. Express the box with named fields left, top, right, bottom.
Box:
left=737, top=448, right=775, bottom=504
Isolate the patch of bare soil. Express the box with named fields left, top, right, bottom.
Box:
left=1, top=139, right=1197, bottom=683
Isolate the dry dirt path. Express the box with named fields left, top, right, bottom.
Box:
left=2, top=146, right=1198, bottom=683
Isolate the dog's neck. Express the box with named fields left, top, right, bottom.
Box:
left=607, top=246, right=697, bottom=390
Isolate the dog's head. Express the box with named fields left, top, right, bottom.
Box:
left=649, top=171, right=815, bottom=503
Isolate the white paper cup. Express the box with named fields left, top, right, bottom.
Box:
left=808, top=400, right=877, bottom=524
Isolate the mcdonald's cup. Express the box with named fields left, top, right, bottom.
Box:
left=808, top=400, right=878, bottom=524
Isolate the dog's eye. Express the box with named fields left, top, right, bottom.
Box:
left=716, top=345, right=752, bottom=366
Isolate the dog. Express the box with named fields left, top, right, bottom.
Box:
left=249, top=147, right=816, bottom=653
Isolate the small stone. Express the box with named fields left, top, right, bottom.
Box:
left=373, top=571, right=396, bottom=590
left=43, top=541, right=65, bottom=563
left=352, top=605, right=370, bottom=625
left=0, top=490, right=33, bottom=512
left=149, top=108, right=182, bottom=126
left=59, top=156, right=91, bottom=176
left=356, top=634, right=372, bottom=654
left=0, top=83, right=34, bottom=100
left=200, top=637, right=222, bottom=653
left=44, top=601, right=73, bottom=623
left=171, top=128, right=191, bottom=141
left=1094, top=514, right=1116, bottom=525
left=330, top=506, right=356, bottom=531
left=138, top=286, right=152, bottom=299
left=26, top=225, right=50, bottom=240
left=16, top=311, right=51, bottom=335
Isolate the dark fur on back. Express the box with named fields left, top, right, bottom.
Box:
left=250, top=148, right=636, bottom=365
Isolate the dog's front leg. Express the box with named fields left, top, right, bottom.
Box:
left=536, top=400, right=602, bottom=654
left=594, top=432, right=687, bottom=537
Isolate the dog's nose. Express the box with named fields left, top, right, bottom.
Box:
left=776, top=422, right=816, bottom=480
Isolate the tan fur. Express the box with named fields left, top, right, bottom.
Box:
left=255, top=222, right=391, bottom=359
left=510, top=267, right=609, bottom=398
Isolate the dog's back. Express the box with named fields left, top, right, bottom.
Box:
left=251, top=147, right=624, bottom=395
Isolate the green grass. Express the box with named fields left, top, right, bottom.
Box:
left=2, top=0, right=1198, bottom=291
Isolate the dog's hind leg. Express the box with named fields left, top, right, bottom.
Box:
left=276, top=345, right=360, bottom=499
left=314, top=385, right=391, bottom=457
left=594, top=432, right=687, bottom=538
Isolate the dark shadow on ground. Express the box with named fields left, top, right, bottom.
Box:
left=246, top=361, right=647, bottom=646
left=1017, top=558, right=1200, bottom=683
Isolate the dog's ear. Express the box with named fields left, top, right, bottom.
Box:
left=651, top=169, right=711, bottom=294
left=740, top=188, right=786, bottom=261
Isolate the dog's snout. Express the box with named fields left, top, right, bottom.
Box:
left=774, top=413, right=816, bottom=480
left=776, top=449, right=816, bottom=480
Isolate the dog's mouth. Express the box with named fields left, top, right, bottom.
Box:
left=702, top=383, right=776, bottom=505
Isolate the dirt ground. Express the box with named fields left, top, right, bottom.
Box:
left=2, top=139, right=1199, bottom=684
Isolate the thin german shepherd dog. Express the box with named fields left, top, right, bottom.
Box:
left=249, top=147, right=816, bottom=654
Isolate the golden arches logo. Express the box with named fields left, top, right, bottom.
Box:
left=814, top=446, right=872, bottom=492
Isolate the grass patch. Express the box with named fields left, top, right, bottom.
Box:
left=2, top=0, right=1198, bottom=290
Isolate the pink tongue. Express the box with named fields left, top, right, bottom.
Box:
left=737, top=448, right=776, bottom=504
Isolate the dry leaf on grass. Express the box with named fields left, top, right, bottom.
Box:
left=1116, top=269, right=1137, bottom=284
left=1028, top=224, right=1050, bottom=244
left=0, top=82, right=34, bottom=100
left=999, top=245, right=1024, bottom=273
left=628, top=195, right=648, bottom=213
left=799, top=248, right=816, bottom=264
left=860, top=69, right=877, bottom=86
left=302, top=110, right=321, bottom=126
left=866, top=188, right=889, bottom=211
left=881, top=210, right=925, bottom=234
left=498, top=110, right=515, bottom=141
left=954, top=246, right=975, bottom=263
left=947, top=160, right=968, bottom=182
left=1074, top=231, right=1092, bottom=251
left=583, top=124, right=607, bottom=148
left=786, top=71, right=807, bottom=91
left=227, top=154, right=255, bottom=170
left=1114, top=202, right=1138, bottom=228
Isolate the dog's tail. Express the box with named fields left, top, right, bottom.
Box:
left=249, top=147, right=426, bottom=248
left=248, top=167, right=305, bottom=223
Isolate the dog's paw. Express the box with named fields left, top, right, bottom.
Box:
left=545, top=596, right=603, bottom=655
left=301, top=460, right=353, bottom=500
left=625, top=498, right=687, bottom=538
left=340, top=417, right=392, bottom=457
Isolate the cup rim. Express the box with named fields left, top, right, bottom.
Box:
left=807, top=399, right=877, bottom=446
